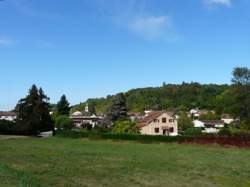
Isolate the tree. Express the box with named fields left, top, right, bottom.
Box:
left=107, top=93, right=127, bottom=122
left=199, top=111, right=220, bottom=120
left=112, top=120, right=140, bottom=134
left=55, top=115, right=73, bottom=130
left=88, top=102, right=96, bottom=115
left=231, top=67, right=250, bottom=129
left=178, top=113, right=194, bottom=132
left=57, top=95, right=70, bottom=115
left=15, top=85, right=54, bottom=135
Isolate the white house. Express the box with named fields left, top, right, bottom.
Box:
left=0, top=111, right=17, bottom=121
left=70, top=104, right=102, bottom=128
left=221, top=114, right=235, bottom=124
left=138, top=111, right=178, bottom=136
left=193, top=120, right=225, bottom=133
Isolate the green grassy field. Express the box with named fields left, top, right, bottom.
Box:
left=0, top=136, right=250, bottom=187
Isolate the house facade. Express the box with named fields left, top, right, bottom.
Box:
left=193, top=120, right=225, bottom=133
left=138, top=111, right=178, bottom=136
left=70, top=111, right=102, bottom=128
left=221, top=114, right=234, bottom=124
left=0, top=111, right=17, bottom=121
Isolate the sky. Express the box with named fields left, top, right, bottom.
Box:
left=0, top=0, right=250, bottom=110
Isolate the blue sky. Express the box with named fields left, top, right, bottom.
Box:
left=0, top=0, right=250, bottom=110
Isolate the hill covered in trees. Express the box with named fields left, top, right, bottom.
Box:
left=71, top=82, right=230, bottom=114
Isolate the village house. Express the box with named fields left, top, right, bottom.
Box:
left=193, top=119, right=225, bottom=133
left=221, top=114, right=235, bottom=124
left=137, top=111, right=178, bottom=136
left=0, top=111, right=17, bottom=121
left=70, top=104, right=102, bottom=128
left=127, top=112, right=144, bottom=122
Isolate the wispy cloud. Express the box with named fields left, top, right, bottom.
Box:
left=127, top=16, right=176, bottom=41
left=103, top=1, right=179, bottom=42
left=204, top=0, right=232, bottom=7
left=0, top=36, right=14, bottom=46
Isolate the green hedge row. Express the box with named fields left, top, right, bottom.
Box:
left=56, top=130, right=193, bottom=143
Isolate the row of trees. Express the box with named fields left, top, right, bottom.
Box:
left=1, top=67, right=249, bottom=135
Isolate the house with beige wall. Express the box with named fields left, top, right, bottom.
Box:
left=138, top=111, right=178, bottom=136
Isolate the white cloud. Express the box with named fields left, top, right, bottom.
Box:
left=0, top=36, right=14, bottom=46
left=128, top=16, right=171, bottom=40
left=204, top=0, right=232, bottom=7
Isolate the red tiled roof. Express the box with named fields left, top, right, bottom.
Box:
left=138, top=111, right=175, bottom=128
left=0, top=111, right=16, bottom=117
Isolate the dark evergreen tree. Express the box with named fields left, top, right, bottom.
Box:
left=15, top=85, right=54, bottom=135
left=56, top=95, right=70, bottom=115
left=107, top=93, right=127, bottom=122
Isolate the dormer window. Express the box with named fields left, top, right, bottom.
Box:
left=162, top=118, right=167, bottom=123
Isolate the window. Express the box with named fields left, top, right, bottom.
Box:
left=155, top=128, right=159, bottom=133
left=169, top=119, right=174, bottom=123
left=169, top=127, right=174, bottom=133
left=162, top=118, right=167, bottom=123
left=154, top=119, right=159, bottom=123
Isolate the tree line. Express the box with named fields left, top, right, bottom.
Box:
left=1, top=66, right=250, bottom=135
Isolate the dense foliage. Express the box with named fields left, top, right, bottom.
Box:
left=106, top=93, right=128, bottom=122
left=72, top=83, right=229, bottom=114
left=55, top=115, right=73, bottom=130
left=56, top=95, right=70, bottom=115
left=177, top=113, right=194, bottom=132
left=15, top=85, right=54, bottom=135
left=0, top=120, right=16, bottom=135
left=112, top=120, right=140, bottom=134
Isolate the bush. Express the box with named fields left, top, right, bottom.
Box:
left=55, top=115, right=73, bottom=130
left=112, top=120, right=140, bottom=134
left=0, top=120, right=16, bottom=135
left=219, top=127, right=250, bottom=137
left=218, top=127, right=231, bottom=136
left=184, top=128, right=202, bottom=136
left=56, top=130, right=184, bottom=143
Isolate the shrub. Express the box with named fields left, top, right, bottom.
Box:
left=112, top=120, right=140, bottom=134
left=218, top=127, right=231, bottom=136
left=0, top=120, right=16, bottom=135
left=55, top=115, right=73, bottom=130
left=184, top=128, right=202, bottom=136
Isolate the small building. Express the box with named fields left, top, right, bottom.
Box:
left=127, top=112, right=143, bottom=122
left=137, top=111, right=178, bottom=136
left=70, top=104, right=102, bottom=128
left=0, top=111, right=17, bottom=121
left=193, top=120, right=225, bottom=133
left=221, top=114, right=234, bottom=124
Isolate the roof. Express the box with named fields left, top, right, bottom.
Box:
left=138, top=111, right=175, bottom=128
left=201, top=120, right=224, bottom=126
left=0, top=111, right=16, bottom=117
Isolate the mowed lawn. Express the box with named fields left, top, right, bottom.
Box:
left=0, top=137, right=250, bottom=187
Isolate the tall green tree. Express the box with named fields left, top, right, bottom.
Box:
left=88, top=102, right=96, bottom=115
left=107, top=93, right=127, bottom=122
left=178, top=112, right=194, bottom=132
left=231, top=67, right=250, bottom=128
left=15, top=85, right=54, bottom=135
left=56, top=95, right=70, bottom=115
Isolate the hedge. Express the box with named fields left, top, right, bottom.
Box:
left=56, top=130, right=250, bottom=147
left=56, top=130, right=192, bottom=143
